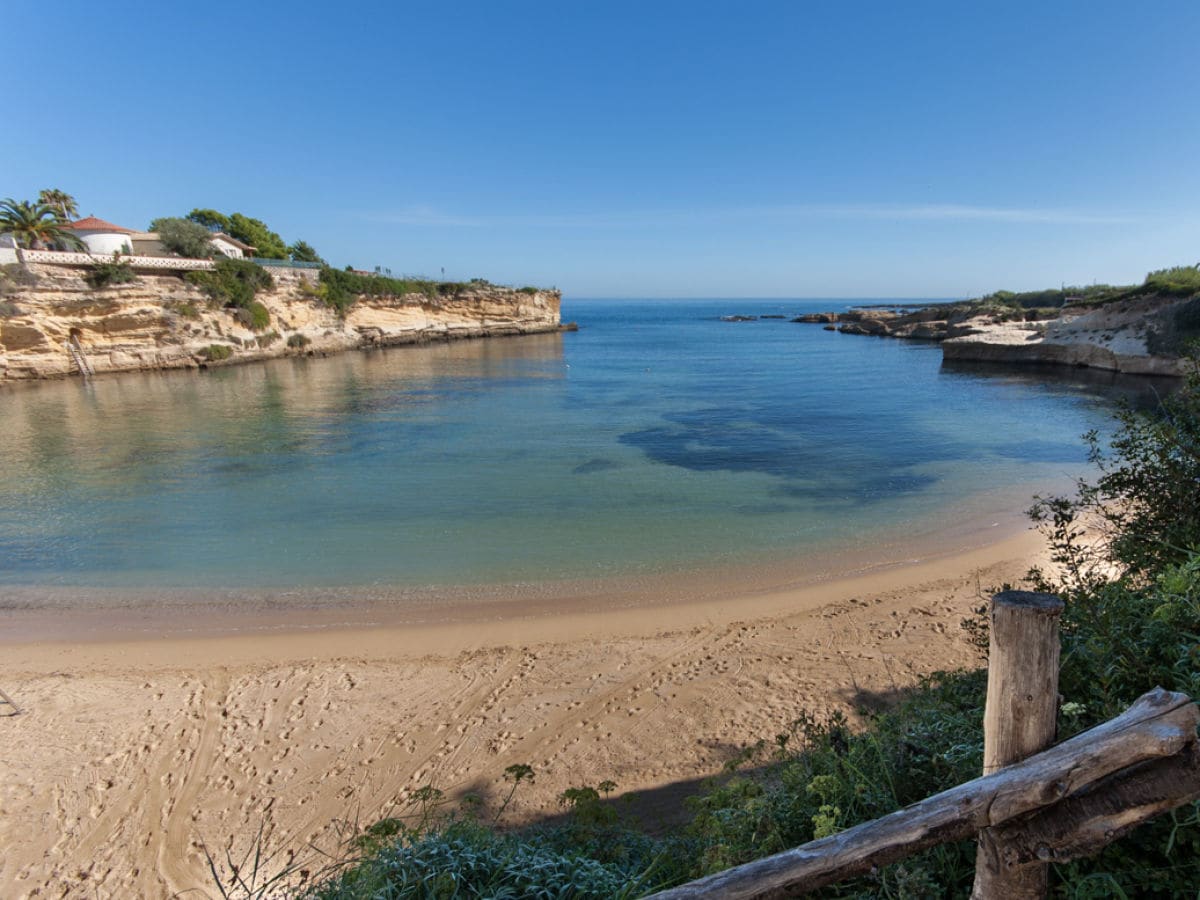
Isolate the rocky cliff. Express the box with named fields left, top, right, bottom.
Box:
left=0, top=264, right=563, bottom=381
left=941, top=296, right=1192, bottom=377
left=796, top=294, right=1195, bottom=377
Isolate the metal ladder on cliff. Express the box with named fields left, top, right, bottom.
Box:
left=66, top=336, right=95, bottom=379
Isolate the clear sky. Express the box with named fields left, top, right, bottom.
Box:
left=7, top=1, right=1198, bottom=298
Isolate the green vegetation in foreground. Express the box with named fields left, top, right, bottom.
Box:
left=227, top=364, right=1200, bottom=899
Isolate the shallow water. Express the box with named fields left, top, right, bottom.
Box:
left=0, top=299, right=1175, bottom=594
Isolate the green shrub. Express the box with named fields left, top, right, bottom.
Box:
left=518, top=285, right=539, bottom=295
left=0, top=300, right=20, bottom=317
left=203, top=344, right=233, bottom=361
left=188, top=258, right=275, bottom=313
left=978, top=284, right=1129, bottom=309
left=305, top=820, right=658, bottom=900
left=84, top=257, right=137, bottom=289
left=1143, top=264, right=1200, bottom=298
left=257, top=330, right=281, bottom=347
left=176, top=302, right=201, bottom=319
left=317, top=268, right=458, bottom=314
left=1030, top=363, right=1200, bottom=585
left=234, top=300, right=271, bottom=330
left=287, top=333, right=310, bottom=349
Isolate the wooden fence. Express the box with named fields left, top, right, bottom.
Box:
left=649, top=591, right=1200, bottom=899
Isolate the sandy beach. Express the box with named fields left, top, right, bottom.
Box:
left=0, top=526, right=1051, bottom=899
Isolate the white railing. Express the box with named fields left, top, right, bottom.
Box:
left=21, top=249, right=218, bottom=271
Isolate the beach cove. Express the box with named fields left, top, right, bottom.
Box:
left=0, top=299, right=1169, bottom=897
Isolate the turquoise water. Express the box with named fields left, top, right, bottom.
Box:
left=0, top=299, right=1172, bottom=592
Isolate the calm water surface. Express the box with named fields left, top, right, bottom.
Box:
left=0, top=299, right=1173, bottom=594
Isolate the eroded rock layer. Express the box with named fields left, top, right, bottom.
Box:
left=0, top=265, right=562, bottom=381
left=794, top=295, right=1192, bottom=377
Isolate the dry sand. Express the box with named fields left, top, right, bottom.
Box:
left=0, top=529, right=1047, bottom=899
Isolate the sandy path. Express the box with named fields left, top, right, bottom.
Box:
left=0, top=531, right=1042, bottom=899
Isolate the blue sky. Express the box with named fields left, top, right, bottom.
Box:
left=7, top=1, right=1199, bottom=298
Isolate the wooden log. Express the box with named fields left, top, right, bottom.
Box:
left=991, top=740, right=1200, bottom=867
left=646, top=689, right=1197, bottom=900
left=973, top=591, right=1064, bottom=899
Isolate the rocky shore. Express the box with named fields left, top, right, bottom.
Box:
left=0, top=263, right=563, bottom=381
left=794, top=294, right=1195, bottom=377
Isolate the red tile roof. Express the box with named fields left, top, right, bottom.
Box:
left=65, top=216, right=136, bottom=233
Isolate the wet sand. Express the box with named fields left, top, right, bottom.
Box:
left=0, top=527, right=1047, bottom=899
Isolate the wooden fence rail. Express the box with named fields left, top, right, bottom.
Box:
left=649, top=592, right=1200, bottom=899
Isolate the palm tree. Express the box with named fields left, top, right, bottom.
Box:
left=38, top=188, right=79, bottom=222
left=0, top=198, right=85, bottom=266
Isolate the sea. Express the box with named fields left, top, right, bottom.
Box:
left=0, top=299, right=1175, bottom=600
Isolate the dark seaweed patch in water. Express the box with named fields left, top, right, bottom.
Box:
left=619, top=405, right=965, bottom=480
left=573, top=458, right=621, bottom=475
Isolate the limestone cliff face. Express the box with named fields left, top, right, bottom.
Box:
left=796, top=295, right=1192, bottom=377
left=941, top=295, right=1190, bottom=377
left=0, top=264, right=562, bottom=381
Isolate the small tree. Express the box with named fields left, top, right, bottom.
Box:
left=0, top=198, right=85, bottom=266
left=149, top=217, right=215, bottom=258
left=186, top=208, right=230, bottom=232
left=288, top=240, right=324, bottom=264
left=227, top=213, right=288, bottom=259
left=37, top=189, right=79, bottom=222
left=1030, top=360, right=1200, bottom=591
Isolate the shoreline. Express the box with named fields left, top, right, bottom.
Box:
left=0, top=482, right=1045, bottom=650
left=1, top=527, right=1045, bottom=671
left=0, top=523, right=1049, bottom=898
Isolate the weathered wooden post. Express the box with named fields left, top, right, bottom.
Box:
left=972, top=590, right=1065, bottom=899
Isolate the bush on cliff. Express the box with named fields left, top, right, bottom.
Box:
left=1143, top=264, right=1200, bottom=299
left=187, top=259, right=274, bottom=329
left=84, top=257, right=137, bottom=289
left=234, top=300, right=271, bottom=331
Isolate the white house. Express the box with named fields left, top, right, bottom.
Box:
left=210, top=232, right=256, bottom=259
left=63, top=216, right=136, bottom=255
left=127, top=229, right=257, bottom=259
